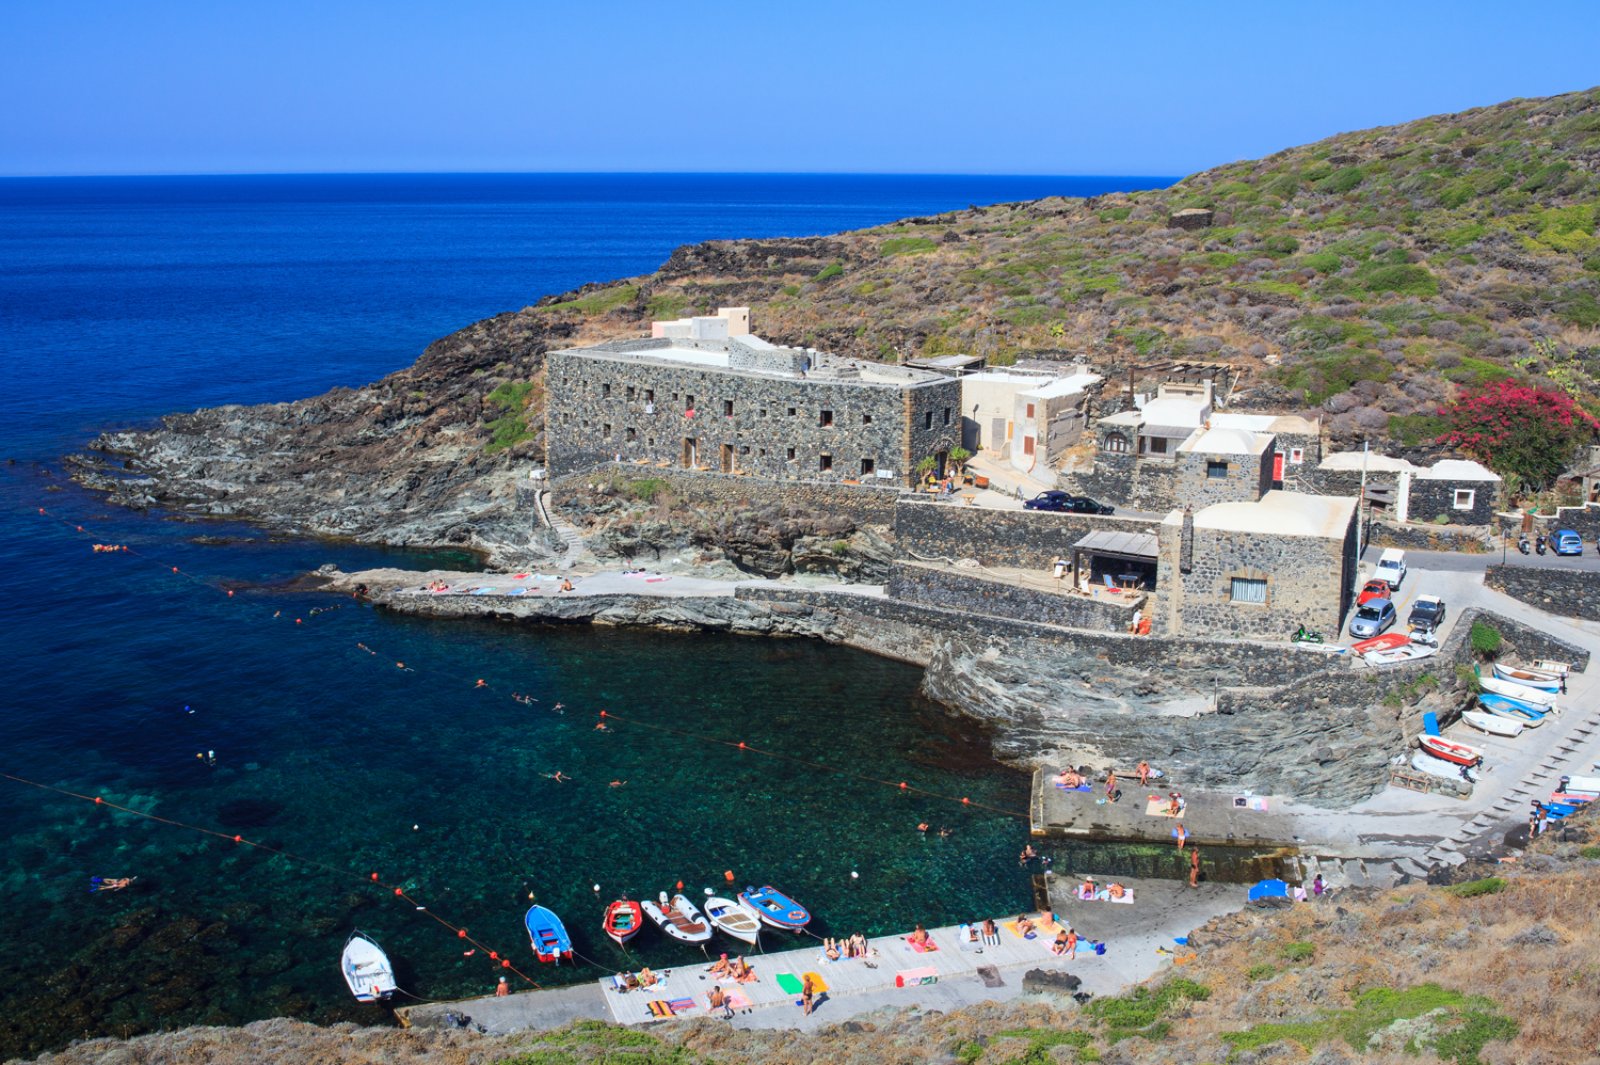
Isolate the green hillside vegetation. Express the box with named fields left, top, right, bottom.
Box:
left=535, top=87, right=1600, bottom=450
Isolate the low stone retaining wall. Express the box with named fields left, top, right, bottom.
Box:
left=1368, top=521, right=1491, bottom=553
left=1485, top=564, right=1600, bottom=625
left=893, top=497, right=1163, bottom=570
left=886, top=561, right=1139, bottom=634
left=552, top=467, right=902, bottom=525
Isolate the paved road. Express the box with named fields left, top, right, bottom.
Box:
left=1380, top=544, right=1600, bottom=574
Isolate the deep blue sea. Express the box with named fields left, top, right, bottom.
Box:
left=0, top=172, right=1173, bottom=1055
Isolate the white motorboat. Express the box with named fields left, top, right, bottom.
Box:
left=703, top=895, right=762, bottom=945
left=641, top=892, right=713, bottom=944
left=341, top=931, right=395, bottom=1003
left=1462, top=711, right=1522, bottom=738
left=1559, top=773, right=1600, bottom=795
left=1410, top=750, right=1479, bottom=783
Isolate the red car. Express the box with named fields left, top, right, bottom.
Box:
left=1357, top=578, right=1391, bottom=606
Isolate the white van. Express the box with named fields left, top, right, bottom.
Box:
left=1374, top=548, right=1407, bottom=590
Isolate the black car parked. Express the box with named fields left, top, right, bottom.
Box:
left=1022, top=491, right=1113, bottom=515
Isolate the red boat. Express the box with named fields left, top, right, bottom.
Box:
left=1352, top=632, right=1409, bottom=654
left=603, top=899, right=645, bottom=946
left=1419, top=735, right=1482, bottom=767
left=1549, top=791, right=1594, bottom=806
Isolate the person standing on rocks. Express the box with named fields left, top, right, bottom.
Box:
left=1104, top=770, right=1118, bottom=803
left=1137, top=761, right=1151, bottom=787
left=1189, top=847, right=1201, bottom=888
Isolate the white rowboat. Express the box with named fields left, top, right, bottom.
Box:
left=341, top=931, right=395, bottom=1003
left=703, top=895, right=762, bottom=945
left=1477, top=670, right=1560, bottom=706
left=1364, top=643, right=1438, bottom=665
left=1492, top=663, right=1564, bottom=692
left=1462, top=711, right=1522, bottom=738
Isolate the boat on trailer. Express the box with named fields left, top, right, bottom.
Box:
left=704, top=895, right=762, bottom=945
left=341, top=931, right=396, bottom=1003
left=641, top=892, right=713, bottom=944
left=1462, top=711, right=1522, bottom=738
left=525, top=904, right=573, bottom=964
left=738, top=885, right=811, bottom=931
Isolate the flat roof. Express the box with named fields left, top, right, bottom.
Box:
left=1210, top=411, right=1320, bottom=435
left=1021, top=372, right=1103, bottom=399
left=1074, top=528, right=1159, bottom=559
left=1194, top=490, right=1358, bottom=539
left=1140, top=395, right=1208, bottom=428
left=1415, top=458, right=1500, bottom=482
left=555, top=336, right=952, bottom=389
left=1179, top=426, right=1269, bottom=456
left=1319, top=451, right=1415, bottom=474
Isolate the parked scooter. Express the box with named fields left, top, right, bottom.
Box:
left=1536, top=533, right=1547, bottom=555
left=1518, top=534, right=1531, bottom=555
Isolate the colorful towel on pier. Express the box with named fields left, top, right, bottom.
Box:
left=1054, top=782, right=1093, bottom=790
left=667, top=997, right=694, bottom=1012
left=1145, top=797, right=1183, bottom=818
left=646, top=1000, right=674, bottom=1018
left=645, top=576, right=670, bottom=583
left=775, top=972, right=803, bottom=995
left=802, top=972, right=828, bottom=993
left=472, top=587, right=495, bottom=594
left=905, top=937, right=939, bottom=953
left=895, top=966, right=938, bottom=987
left=507, top=587, right=527, bottom=596
left=1074, top=885, right=1135, bottom=903
left=512, top=573, right=529, bottom=579
left=1002, top=920, right=1039, bottom=940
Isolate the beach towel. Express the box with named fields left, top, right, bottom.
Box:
left=1003, top=920, right=1039, bottom=940
left=507, top=587, right=527, bottom=596
left=646, top=1000, right=674, bottom=1018
left=472, top=587, right=496, bottom=595
left=775, top=972, right=803, bottom=996
left=667, top=997, right=694, bottom=1012
left=723, top=988, right=753, bottom=1010
left=905, top=937, right=939, bottom=953
left=645, top=576, right=670, bottom=583
left=1054, top=782, right=1094, bottom=791
left=1145, top=797, right=1183, bottom=818
left=895, top=966, right=938, bottom=987
left=802, top=972, right=828, bottom=993
left=513, top=573, right=529, bottom=579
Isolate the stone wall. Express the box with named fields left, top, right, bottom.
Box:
left=1368, top=520, right=1492, bottom=553
left=885, top=561, right=1140, bottom=634
left=1500, top=501, right=1600, bottom=540
left=550, top=467, right=903, bottom=526
left=893, top=497, right=1165, bottom=569
left=1172, top=447, right=1271, bottom=510
left=1484, top=565, right=1600, bottom=624
left=1163, top=516, right=1356, bottom=640
left=1408, top=477, right=1498, bottom=526
left=544, top=348, right=962, bottom=487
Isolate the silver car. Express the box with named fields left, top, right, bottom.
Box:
left=1349, top=598, right=1396, bottom=639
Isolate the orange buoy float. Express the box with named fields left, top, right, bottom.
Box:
left=723, top=870, right=735, bottom=883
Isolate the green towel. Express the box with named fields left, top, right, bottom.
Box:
left=775, top=972, right=802, bottom=995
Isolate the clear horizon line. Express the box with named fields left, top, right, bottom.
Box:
left=0, top=168, right=1184, bottom=182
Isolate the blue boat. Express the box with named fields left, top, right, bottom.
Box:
left=1477, top=693, right=1547, bottom=727
left=738, top=885, right=811, bottom=931
left=525, top=904, right=573, bottom=965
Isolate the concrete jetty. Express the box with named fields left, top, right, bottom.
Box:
left=398, top=878, right=1238, bottom=1035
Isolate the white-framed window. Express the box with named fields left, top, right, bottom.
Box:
left=1289, top=447, right=1304, bottom=464
left=1206, top=460, right=1229, bottom=479
left=1103, top=431, right=1129, bottom=454
left=1230, top=577, right=1268, bottom=604
left=1453, top=488, right=1475, bottom=511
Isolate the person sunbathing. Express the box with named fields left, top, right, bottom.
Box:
left=1050, top=929, right=1070, bottom=955
left=1015, top=914, right=1036, bottom=937
left=708, top=953, right=734, bottom=978
left=734, top=959, right=758, bottom=983
left=1078, top=877, right=1097, bottom=899
left=824, top=937, right=841, bottom=961
left=1108, top=882, right=1127, bottom=900
left=908, top=924, right=934, bottom=949
left=637, top=967, right=657, bottom=987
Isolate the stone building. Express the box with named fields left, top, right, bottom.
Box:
left=1010, top=370, right=1102, bottom=477
left=1156, top=491, right=1360, bottom=640
left=545, top=328, right=962, bottom=488
left=1172, top=426, right=1275, bottom=510
left=1309, top=452, right=1500, bottom=526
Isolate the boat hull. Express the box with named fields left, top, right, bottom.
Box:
left=1492, top=663, right=1563, bottom=692
left=1352, top=632, right=1409, bottom=654
left=1419, top=735, right=1482, bottom=766
left=641, top=894, right=713, bottom=944
left=1478, top=671, right=1559, bottom=706
left=525, top=904, right=573, bottom=964
left=1364, top=644, right=1437, bottom=665
left=704, top=895, right=762, bottom=945
left=1462, top=711, right=1522, bottom=738
left=738, top=885, right=811, bottom=931
left=604, top=900, right=645, bottom=946
left=1477, top=693, right=1546, bottom=726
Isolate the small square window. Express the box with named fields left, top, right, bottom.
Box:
left=862, top=413, right=873, bottom=425
left=860, top=457, right=875, bottom=476
left=820, top=409, right=834, bottom=427
left=819, top=454, right=833, bottom=471
left=740, top=445, right=750, bottom=455
left=758, top=448, right=767, bottom=457
left=724, top=400, right=734, bottom=417
left=786, top=447, right=796, bottom=460
left=602, top=423, right=611, bottom=436
left=1206, top=460, right=1229, bottom=479
left=645, top=389, right=655, bottom=403
left=942, top=407, right=951, bottom=426
left=601, top=383, right=611, bottom=397
left=759, top=408, right=767, bottom=418
left=647, top=437, right=655, bottom=447
left=788, top=407, right=797, bottom=417
left=1230, top=577, right=1267, bottom=604
left=1453, top=488, right=1475, bottom=510
left=686, top=395, right=695, bottom=411
left=1025, top=403, right=1035, bottom=419
left=923, top=411, right=933, bottom=430
left=625, top=427, right=637, bottom=442
left=1289, top=447, right=1304, bottom=464
left=625, top=385, right=635, bottom=400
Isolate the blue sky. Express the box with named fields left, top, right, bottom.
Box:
left=4, top=0, right=1598, bottom=176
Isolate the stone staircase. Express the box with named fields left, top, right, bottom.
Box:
left=532, top=489, right=594, bottom=565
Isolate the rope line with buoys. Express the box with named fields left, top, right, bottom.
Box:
left=0, top=771, right=546, bottom=990
left=31, top=502, right=1029, bottom=823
